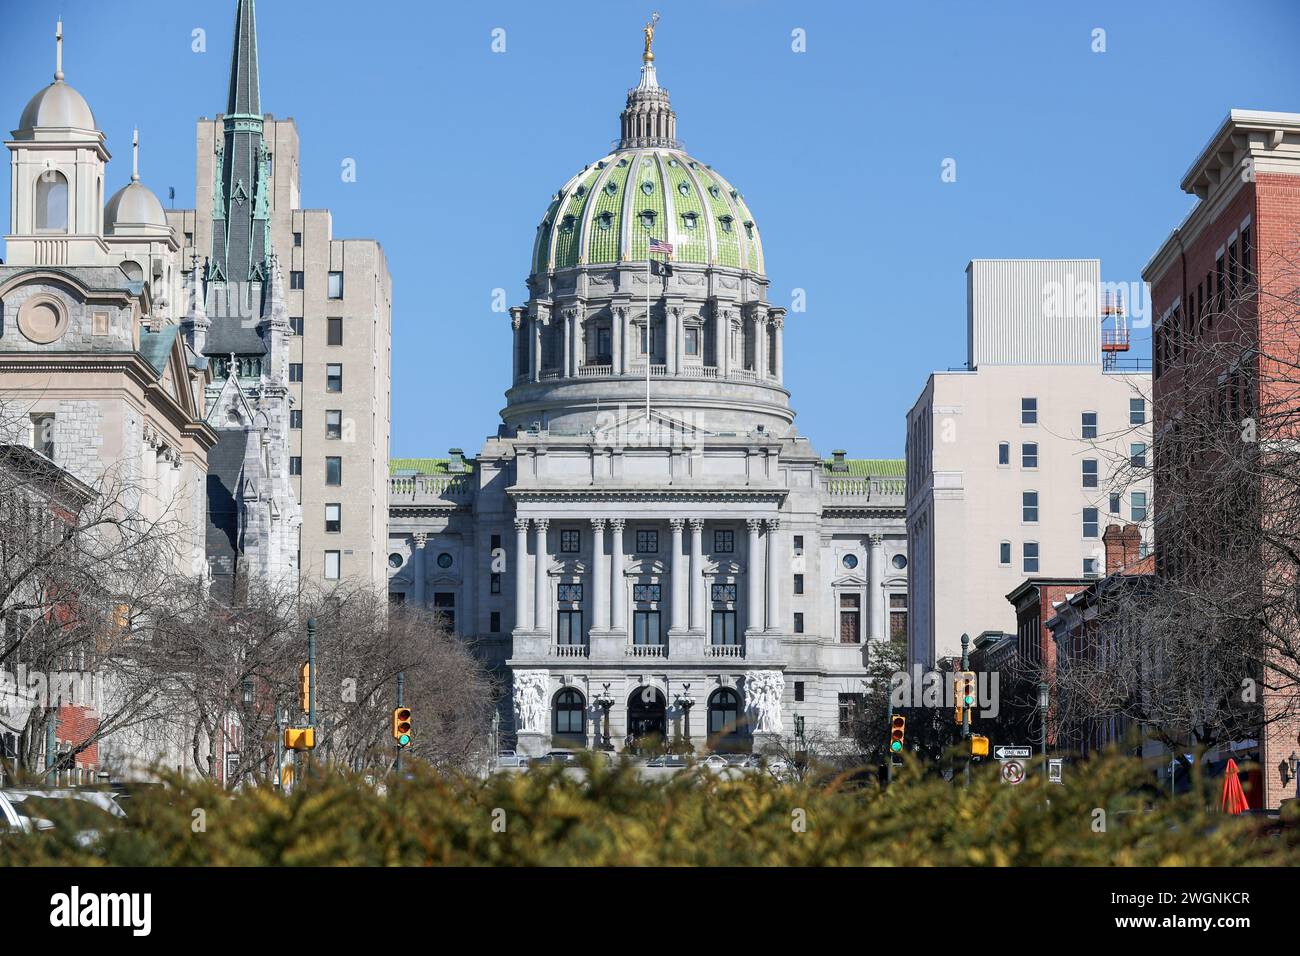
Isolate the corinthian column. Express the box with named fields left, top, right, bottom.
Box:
left=868, top=533, right=886, bottom=642
left=765, top=518, right=781, bottom=631
left=609, top=518, right=626, bottom=632
left=746, top=518, right=762, bottom=633
left=688, top=518, right=704, bottom=632
left=533, top=518, right=550, bottom=636
left=772, top=315, right=784, bottom=384
left=591, top=518, right=608, bottom=631
left=411, top=532, right=427, bottom=609
left=669, top=518, right=686, bottom=634
left=514, top=518, right=530, bottom=631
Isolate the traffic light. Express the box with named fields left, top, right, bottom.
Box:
left=888, top=714, right=906, bottom=754
left=392, top=707, right=412, bottom=747
left=299, top=662, right=311, bottom=714
left=969, top=734, right=989, bottom=757
left=284, top=727, right=315, bottom=751
left=954, top=671, right=976, bottom=724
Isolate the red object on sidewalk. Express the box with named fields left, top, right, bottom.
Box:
left=1220, top=758, right=1250, bottom=815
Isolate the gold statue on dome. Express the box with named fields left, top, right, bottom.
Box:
left=643, top=12, right=660, bottom=61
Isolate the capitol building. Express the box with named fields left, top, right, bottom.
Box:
left=388, top=29, right=907, bottom=755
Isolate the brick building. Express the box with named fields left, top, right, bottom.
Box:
left=1143, top=109, right=1300, bottom=808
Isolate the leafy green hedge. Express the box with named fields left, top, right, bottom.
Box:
left=3, top=753, right=1296, bottom=866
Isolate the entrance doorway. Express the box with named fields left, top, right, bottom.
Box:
left=626, top=687, right=667, bottom=749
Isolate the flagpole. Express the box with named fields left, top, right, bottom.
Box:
left=646, top=238, right=652, bottom=423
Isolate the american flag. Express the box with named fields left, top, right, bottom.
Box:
left=648, top=237, right=674, bottom=257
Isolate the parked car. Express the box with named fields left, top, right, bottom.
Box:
left=530, top=750, right=578, bottom=766
left=725, top=754, right=753, bottom=768
left=0, top=791, right=29, bottom=834
left=496, top=750, right=524, bottom=768
left=701, top=754, right=729, bottom=771
left=1, top=789, right=126, bottom=846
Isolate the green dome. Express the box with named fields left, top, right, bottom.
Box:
left=532, top=147, right=764, bottom=276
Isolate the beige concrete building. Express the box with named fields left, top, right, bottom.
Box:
left=906, top=260, right=1152, bottom=667
left=166, top=0, right=392, bottom=588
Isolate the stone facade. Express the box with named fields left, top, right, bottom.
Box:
left=389, top=43, right=907, bottom=756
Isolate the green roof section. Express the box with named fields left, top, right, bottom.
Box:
left=138, top=325, right=178, bottom=375
left=822, top=458, right=905, bottom=477
left=586, top=157, right=629, bottom=265
left=695, top=164, right=742, bottom=269
left=625, top=152, right=668, bottom=263
left=662, top=154, right=709, bottom=264
left=389, top=457, right=475, bottom=476
left=552, top=166, right=602, bottom=270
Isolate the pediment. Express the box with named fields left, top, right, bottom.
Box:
left=593, top=408, right=717, bottom=444
left=704, top=558, right=743, bottom=576
left=832, top=573, right=867, bottom=588
left=549, top=558, right=586, bottom=576
left=625, top=557, right=667, bottom=576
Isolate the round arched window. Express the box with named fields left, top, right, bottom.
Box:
left=842, top=553, right=859, bottom=570
left=553, top=689, right=586, bottom=738
left=892, top=554, right=908, bottom=570
left=388, top=553, right=404, bottom=569
left=436, top=552, right=453, bottom=569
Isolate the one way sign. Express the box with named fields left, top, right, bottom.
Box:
left=994, top=745, right=1032, bottom=759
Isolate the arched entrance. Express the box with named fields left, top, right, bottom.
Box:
left=626, top=686, right=667, bottom=749
left=706, top=688, right=752, bottom=753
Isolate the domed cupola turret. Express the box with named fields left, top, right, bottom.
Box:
left=16, top=20, right=97, bottom=136
left=104, top=129, right=169, bottom=236
left=503, top=17, right=792, bottom=439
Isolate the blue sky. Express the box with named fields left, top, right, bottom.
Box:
left=3, top=0, right=1298, bottom=461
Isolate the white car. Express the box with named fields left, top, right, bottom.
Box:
left=701, top=754, right=729, bottom=771
left=496, top=750, right=524, bottom=768
left=2, top=789, right=126, bottom=845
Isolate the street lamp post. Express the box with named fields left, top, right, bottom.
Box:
left=1037, top=680, right=1050, bottom=785
left=594, top=684, right=615, bottom=751
left=677, top=683, right=696, bottom=753
left=961, top=633, right=971, bottom=788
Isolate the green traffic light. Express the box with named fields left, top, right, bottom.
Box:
left=890, top=740, right=901, bottom=752
left=964, top=695, right=974, bottom=706
left=399, top=734, right=411, bottom=746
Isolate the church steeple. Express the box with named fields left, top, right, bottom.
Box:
left=226, top=0, right=261, bottom=117
left=209, top=0, right=270, bottom=286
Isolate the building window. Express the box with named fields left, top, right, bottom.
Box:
left=327, top=317, right=343, bottom=346
left=1129, top=398, right=1146, bottom=425
left=998, top=442, right=1010, bottom=466
left=794, top=681, right=804, bottom=702
left=289, top=456, right=302, bottom=476
left=324, top=551, right=341, bottom=580
left=999, top=541, right=1011, bottom=565
left=839, top=593, right=860, bottom=644
left=1083, top=507, right=1099, bottom=538
left=1082, top=459, right=1098, bottom=488
left=1021, top=397, right=1037, bottom=424
left=289, top=363, right=303, bottom=382
left=290, top=410, right=302, bottom=430
left=293, top=231, right=302, bottom=247
left=290, top=271, right=304, bottom=290
left=327, top=271, right=344, bottom=299
left=490, top=573, right=501, bottom=595
left=714, top=529, right=734, bottom=553
left=31, top=414, right=55, bottom=459
left=1023, top=542, right=1040, bottom=573
left=793, top=612, right=804, bottom=633
left=711, top=584, right=738, bottom=602
left=633, top=609, right=662, bottom=645
left=711, top=608, right=738, bottom=645
left=889, top=593, right=907, bottom=640
left=35, top=170, right=69, bottom=232
left=326, top=364, right=343, bottom=392
left=1021, top=442, right=1038, bottom=469
left=553, top=689, right=585, bottom=738
left=708, top=689, right=744, bottom=739
left=491, top=533, right=502, bottom=551
left=793, top=574, right=804, bottom=595
left=634, top=584, right=662, bottom=603
left=636, top=530, right=658, bottom=553
left=325, top=456, right=341, bottom=485
left=560, top=528, right=581, bottom=553
left=793, top=535, right=804, bottom=554
left=325, top=503, right=341, bottom=533
left=1131, top=491, right=1148, bottom=522
left=1084, top=556, right=1099, bottom=577
left=1109, top=493, right=1121, bottom=514
left=1130, top=442, right=1146, bottom=468
left=436, top=552, right=453, bottom=569
left=290, top=316, right=304, bottom=336
left=842, top=553, right=859, bottom=570
left=838, top=693, right=863, bottom=737
left=556, top=609, right=583, bottom=645
left=557, top=583, right=583, bottom=604
left=489, top=611, right=501, bottom=633
left=326, top=409, right=342, bottom=439
left=1081, top=411, right=1097, bottom=439
left=1022, top=491, right=1039, bottom=523
left=433, top=592, right=455, bottom=631
left=684, top=327, right=700, bottom=356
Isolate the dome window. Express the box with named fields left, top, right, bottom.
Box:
left=718, top=215, right=734, bottom=234
left=668, top=159, right=679, bottom=167
left=617, top=158, right=629, bottom=167
left=559, top=215, right=576, bottom=234
left=640, top=180, right=654, bottom=195
left=677, top=182, right=690, bottom=197
left=681, top=212, right=698, bottom=231
left=575, top=184, right=587, bottom=198
left=603, top=180, right=618, bottom=196
left=597, top=211, right=614, bottom=230
left=744, top=220, right=755, bottom=239
left=708, top=185, right=721, bottom=199
left=639, top=210, right=657, bottom=229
